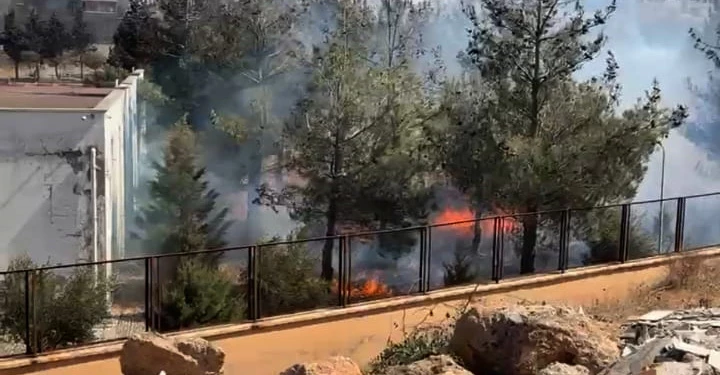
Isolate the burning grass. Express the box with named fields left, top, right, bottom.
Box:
left=331, top=272, right=394, bottom=301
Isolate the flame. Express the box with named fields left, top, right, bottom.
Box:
left=331, top=272, right=393, bottom=299
left=432, top=206, right=519, bottom=236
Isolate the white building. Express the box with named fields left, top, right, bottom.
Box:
left=0, top=71, right=145, bottom=270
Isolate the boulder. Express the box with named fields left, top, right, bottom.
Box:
left=120, top=333, right=225, bottom=375
left=279, top=356, right=362, bottom=375
left=384, top=355, right=473, bottom=375
left=538, top=363, right=591, bottom=375
left=449, top=304, right=619, bottom=375
left=175, top=337, right=225, bottom=374
left=120, top=333, right=204, bottom=375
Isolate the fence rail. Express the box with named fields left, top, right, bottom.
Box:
left=2, top=192, right=720, bottom=357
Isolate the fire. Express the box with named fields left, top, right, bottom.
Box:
left=331, top=272, right=393, bottom=299
left=432, top=206, right=519, bottom=236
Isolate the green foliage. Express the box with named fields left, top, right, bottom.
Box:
left=135, top=117, right=231, bottom=259
left=1, top=10, right=26, bottom=78
left=160, top=258, right=245, bottom=331
left=109, top=0, right=157, bottom=70
left=257, top=237, right=333, bottom=316
left=581, top=209, right=657, bottom=265
left=0, top=255, right=113, bottom=352
left=436, top=0, right=688, bottom=274
left=443, top=249, right=477, bottom=287
left=70, top=8, right=94, bottom=55
left=367, top=326, right=453, bottom=374
left=82, top=52, right=107, bottom=72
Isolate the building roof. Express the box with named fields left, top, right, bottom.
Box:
left=0, top=84, right=114, bottom=109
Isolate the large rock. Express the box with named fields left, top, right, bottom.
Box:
left=449, top=304, right=619, bottom=375
left=279, top=356, right=362, bottom=375
left=120, top=333, right=225, bottom=375
left=538, top=363, right=591, bottom=375
left=175, top=337, right=225, bottom=374
left=385, top=355, right=473, bottom=375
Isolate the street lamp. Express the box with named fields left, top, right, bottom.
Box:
left=657, top=143, right=667, bottom=253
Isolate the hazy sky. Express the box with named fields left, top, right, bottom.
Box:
left=578, top=0, right=720, bottom=200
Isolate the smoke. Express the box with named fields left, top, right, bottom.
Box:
left=132, top=0, right=720, bottom=292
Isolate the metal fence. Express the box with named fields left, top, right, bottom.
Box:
left=2, top=192, right=720, bottom=357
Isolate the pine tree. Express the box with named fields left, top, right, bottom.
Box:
left=135, top=117, right=231, bottom=261
left=1, top=10, right=26, bottom=79
left=70, top=6, right=94, bottom=79
left=23, top=9, right=44, bottom=79
left=41, top=12, right=69, bottom=79
left=442, top=0, right=688, bottom=274
left=109, top=0, right=156, bottom=70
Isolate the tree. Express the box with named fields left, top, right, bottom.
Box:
left=108, top=0, right=157, bottom=71
left=70, top=7, right=94, bottom=79
left=1, top=10, right=26, bottom=79
left=448, top=0, right=688, bottom=274
left=23, top=9, right=44, bottom=80
left=256, top=0, right=435, bottom=280
left=41, top=12, right=69, bottom=79
left=135, top=117, right=231, bottom=261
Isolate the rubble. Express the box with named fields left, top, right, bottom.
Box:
left=602, top=308, right=720, bottom=375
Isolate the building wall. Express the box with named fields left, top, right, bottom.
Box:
left=0, top=110, right=104, bottom=268
left=0, top=73, right=143, bottom=270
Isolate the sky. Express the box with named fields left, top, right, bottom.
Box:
left=579, top=0, right=720, bottom=200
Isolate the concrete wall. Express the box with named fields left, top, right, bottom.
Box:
left=0, top=73, right=143, bottom=269
left=0, top=110, right=104, bottom=267
left=5, top=247, right=719, bottom=375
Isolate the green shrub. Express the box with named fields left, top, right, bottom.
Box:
left=367, top=326, right=454, bottom=374
left=0, top=255, right=113, bottom=352
left=257, top=238, right=333, bottom=316
left=160, top=258, right=245, bottom=331
left=582, top=209, right=657, bottom=265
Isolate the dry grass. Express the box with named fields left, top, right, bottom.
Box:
left=586, top=256, right=720, bottom=324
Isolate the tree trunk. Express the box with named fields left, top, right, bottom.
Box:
left=14, top=62, right=19, bottom=80
left=321, top=197, right=338, bottom=281
left=80, top=59, right=84, bottom=79
left=54, top=64, right=59, bottom=79
left=520, top=205, right=538, bottom=274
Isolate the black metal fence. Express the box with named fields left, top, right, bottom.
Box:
left=2, top=192, right=720, bottom=357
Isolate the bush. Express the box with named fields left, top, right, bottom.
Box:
left=367, top=326, right=454, bottom=374
left=257, top=238, right=333, bottom=317
left=160, top=258, right=245, bottom=331
left=583, top=209, right=657, bottom=265
left=81, top=51, right=106, bottom=71
left=0, top=255, right=113, bottom=352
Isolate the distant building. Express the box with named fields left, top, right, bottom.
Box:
left=0, top=70, right=146, bottom=269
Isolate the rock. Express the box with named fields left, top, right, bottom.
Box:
left=175, top=337, right=225, bottom=374
left=449, top=304, right=619, bottom=375
left=537, top=363, right=591, bottom=375
left=651, top=361, right=715, bottom=375
left=599, top=337, right=673, bottom=375
left=120, top=333, right=204, bottom=375
left=279, top=356, right=362, bottom=375
left=384, top=355, right=473, bottom=375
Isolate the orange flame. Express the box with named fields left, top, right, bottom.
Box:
left=432, top=207, right=518, bottom=236
left=331, top=272, right=393, bottom=299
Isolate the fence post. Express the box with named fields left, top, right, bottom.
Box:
left=492, top=217, right=504, bottom=283
left=24, top=270, right=32, bottom=355
left=144, top=257, right=151, bottom=332
left=247, top=246, right=260, bottom=320
left=618, top=204, right=631, bottom=263
left=558, top=209, right=571, bottom=272
left=338, top=236, right=348, bottom=307
left=418, top=227, right=427, bottom=294
left=674, top=197, right=686, bottom=253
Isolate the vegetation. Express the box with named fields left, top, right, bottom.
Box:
left=0, top=255, right=113, bottom=352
